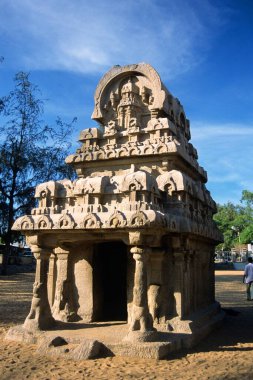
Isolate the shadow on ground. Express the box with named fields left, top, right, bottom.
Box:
left=168, top=271, right=253, bottom=360
left=1, top=267, right=252, bottom=359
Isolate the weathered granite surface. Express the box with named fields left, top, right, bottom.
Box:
left=9, top=63, right=223, bottom=358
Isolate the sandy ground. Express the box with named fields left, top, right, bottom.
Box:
left=1, top=268, right=253, bottom=380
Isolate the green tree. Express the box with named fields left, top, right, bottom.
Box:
left=214, top=191, right=253, bottom=250
left=214, top=202, right=241, bottom=250
left=0, top=72, right=76, bottom=274
left=240, top=225, right=253, bottom=244
left=239, top=190, right=253, bottom=244
left=241, top=190, right=253, bottom=208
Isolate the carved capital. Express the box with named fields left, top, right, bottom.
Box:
left=151, top=248, right=165, bottom=261
left=31, top=246, right=51, bottom=260
left=130, top=246, right=144, bottom=255
left=26, top=235, right=39, bottom=247
left=195, top=249, right=201, bottom=258
left=171, top=235, right=191, bottom=252
left=173, top=251, right=185, bottom=263
left=130, top=246, right=150, bottom=262
left=171, top=236, right=181, bottom=250
left=185, top=249, right=193, bottom=261
left=144, top=233, right=162, bottom=247
left=54, top=247, right=69, bottom=260
left=129, top=231, right=143, bottom=246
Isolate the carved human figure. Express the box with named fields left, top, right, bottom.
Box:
left=128, top=117, right=139, bottom=133
left=60, top=219, right=68, bottom=228
left=111, top=217, right=120, bottom=228
left=39, top=220, right=47, bottom=229
left=52, top=248, right=76, bottom=322
left=24, top=282, right=44, bottom=324
left=86, top=218, right=94, bottom=228
left=104, top=120, right=118, bottom=135
left=148, top=284, right=161, bottom=324
left=40, top=188, right=52, bottom=208
left=40, top=190, right=47, bottom=208
left=22, top=222, right=29, bottom=229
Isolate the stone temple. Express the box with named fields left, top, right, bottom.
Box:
left=10, top=63, right=224, bottom=359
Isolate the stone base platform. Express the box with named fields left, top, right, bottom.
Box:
left=5, top=305, right=225, bottom=360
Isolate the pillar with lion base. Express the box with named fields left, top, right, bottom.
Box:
left=23, top=245, right=55, bottom=331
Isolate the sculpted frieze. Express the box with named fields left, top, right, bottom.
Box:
left=12, top=63, right=223, bottom=245
left=117, top=146, right=128, bottom=157
left=92, top=63, right=167, bottom=122
left=54, top=214, right=75, bottom=230
left=74, top=177, right=108, bottom=195
left=79, top=213, right=101, bottom=229
left=105, top=149, right=116, bottom=159
left=12, top=215, right=34, bottom=230
left=104, top=120, right=119, bottom=136
left=143, top=145, right=154, bottom=155
left=107, top=210, right=127, bottom=228
left=156, top=143, right=168, bottom=154
left=95, top=151, right=105, bottom=160
left=12, top=208, right=220, bottom=238
left=79, top=127, right=101, bottom=142
left=35, top=215, right=53, bottom=230
left=130, top=211, right=149, bottom=227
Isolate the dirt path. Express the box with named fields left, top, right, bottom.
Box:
left=0, top=269, right=253, bottom=379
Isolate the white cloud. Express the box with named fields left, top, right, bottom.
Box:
left=191, top=122, right=253, bottom=141
left=0, top=0, right=228, bottom=78
left=190, top=121, right=253, bottom=203
left=209, top=173, right=240, bottom=184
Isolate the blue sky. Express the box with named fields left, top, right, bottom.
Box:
left=0, top=0, right=252, bottom=205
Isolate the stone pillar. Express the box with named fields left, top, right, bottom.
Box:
left=73, top=245, right=93, bottom=322
left=148, top=249, right=164, bottom=324
left=201, top=250, right=209, bottom=308
left=198, top=248, right=209, bottom=309
left=173, top=251, right=185, bottom=319
left=167, top=250, right=177, bottom=320
left=47, top=253, right=57, bottom=307
left=208, top=248, right=216, bottom=304
left=23, top=246, right=55, bottom=331
left=129, top=246, right=153, bottom=332
left=184, top=251, right=191, bottom=317
left=194, top=250, right=201, bottom=310
left=189, top=250, right=195, bottom=314
left=52, top=247, right=74, bottom=322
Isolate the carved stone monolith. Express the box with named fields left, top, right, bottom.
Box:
left=11, top=63, right=224, bottom=357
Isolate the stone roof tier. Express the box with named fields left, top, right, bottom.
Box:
left=12, top=63, right=223, bottom=245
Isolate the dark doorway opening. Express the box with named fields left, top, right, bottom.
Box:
left=93, top=241, right=127, bottom=321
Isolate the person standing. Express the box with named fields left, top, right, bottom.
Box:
left=243, top=257, right=253, bottom=300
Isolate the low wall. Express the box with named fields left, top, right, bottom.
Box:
left=215, top=262, right=246, bottom=271
left=233, top=262, right=246, bottom=271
